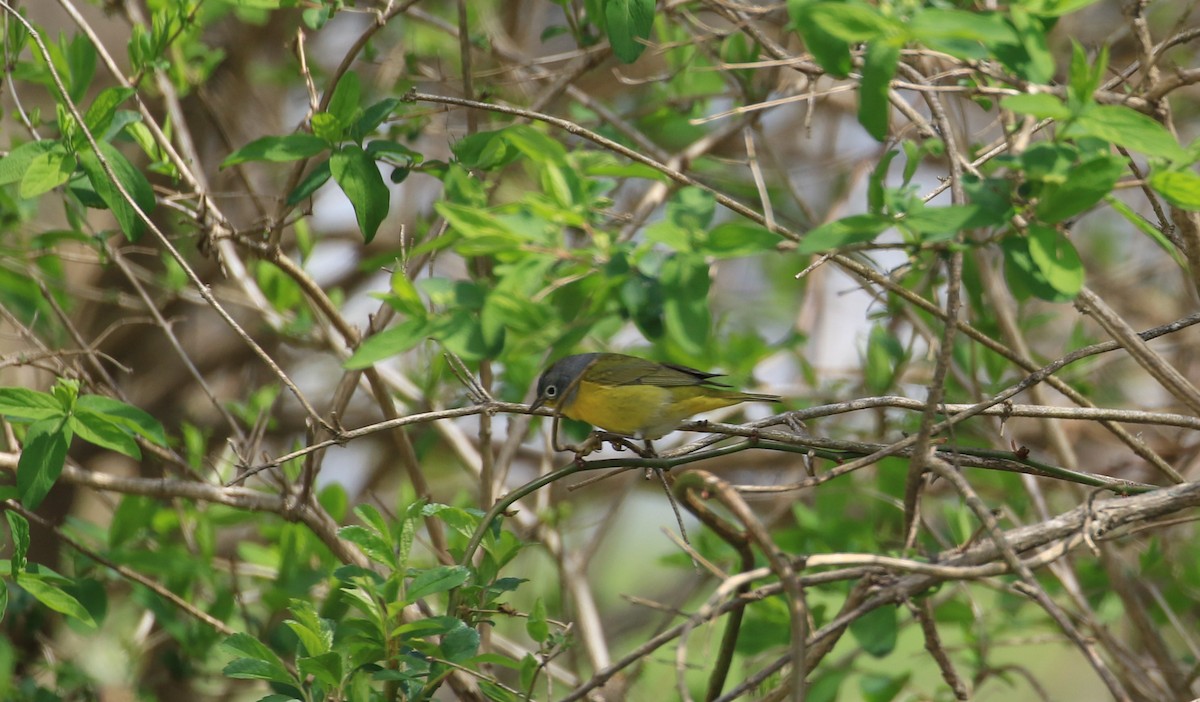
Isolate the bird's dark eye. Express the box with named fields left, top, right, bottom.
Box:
left=545, top=385, right=557, bottom=397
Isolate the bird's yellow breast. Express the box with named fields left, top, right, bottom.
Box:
left=561, top=379, right=747, bottom=439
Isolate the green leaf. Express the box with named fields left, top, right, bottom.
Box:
left=526, top=597, right=549, bottom=643
left=1020, top=142, right=1075, bottom=180
left=69, top=411, right=141, bottom=459
left=520, top=652, right=538, bottom=692
left=605, top=0, right=655, bottom=63
left=666, top=187, right=715, bottom=231
left=864, top=324, right=904, bottom=394
left=302, top=6, right=332, bottom=28
left=479, top=295, right=508, bottom=357
left=581, top=156, right=668, bottom=181
left=736, top=598, right=791, bottom=655
left=74, top=394, right=167, bottom=447
left=310, top=113, right=342, bottom=144
left=900, top=204, right=989, bottom=240
left=702, top=222, right=779, bottom=257
left=809, top=670, right=849, bottom=702
left=338, top=525, right=395, bottom=567
left=797, top=213, right=891, bottom=254
left=1027, top=225, right=1084, bottom=299
left=1023, top=0, right=1103, bottom=17
left=849, top=605, right=897, bottom=657
left=440, top=622, right=480, bottom=663
left=0, top=140, right=58, bottom=186
left=6, top=511, right=29, bottom=577
left=63, top=34, right=97, bottom=104
left=468, top=653, right=522, bottom=672
left=344, top=318, right=430, bottom=369
left=964, top=175, right=1016, bottom=223
left=389, top=269, right=425, bottom=316
left=366, top=139, right=421, bottom=163
left=644, top=221, right=691, bottom=252
left=859, top=672, right=910, bottom=702
left=906, top=9, right=1017, bottom=46
left=1106, top=195, right=1187, bottom=268
left=287, top=159, right=332, bottom=206
left=420, top=277, right=486, bottom=309
left=19, top=147, right=76, bottom=198
left=353, top=504, right=393, bottom=544
left=805, top=3, right=903, bottom=42
left=84, top=87, right=135, bottom=138
left=77, top=141, right=155, bottom=241
left=452, top=130, right=521, bottom=170
left=660, top=254, right=711, bottom=357
left=859, top=41, right=899, bottom=141
left=1034, top=153, right=1123, bottom=223
left=1000, top=93, right=1071, bottom=121
left=339, top=581, right=385, bottom=627
left=503, top=125, right=569, bottom=163
left=0, top=388, right=66, bottom=422
left=540, top=165, right=580, bottom=212
left=326, top=71, right=362, bottom=126
left=1149, top=169, right=1200, bottom=210
left=222, top=658, right=295, bottom=684
left=51, top=379, right=80, bottom=408
left=1069, top=104, right=1186, bottom=161
left=395, top=504, right=423, bottom=574
left=16, top=574, right=96, bottom=627
left=407, top=565, right=471, bottom=601
left=721, top=29, right=758, bottom=68
left=788, top=0, right=851, bottom=77
left=393, top=615, right=463, bottom=641
left=104, top=110, right=144, bottom=144
left=1002, top=233, right=1061, bottom=301
left=285, top=601, right=333, bottom=658
left=435, top=202, right=528, bottom=254
left=355, top=99, right=404, bottom=140
left=17, top=418, right=71, bottom=510
left=221, top=633, right=292, bottom=676
left=330, top=145, right=390, bottom=243
left=297, top=652, right=341, bottom=687
left=1066, top=41, right=1104, bottom=108
left=221, top=134, right=328, bottom=167
left=621, top=268, right=665, bottom=340
left=867, top=149, right=899, bottom=213
left=1004, top=8, right=1054, bottom=84
left=108, top=494, right=154, bottom=548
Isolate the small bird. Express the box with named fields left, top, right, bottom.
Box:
left=530, top=352, right=781, bottom=441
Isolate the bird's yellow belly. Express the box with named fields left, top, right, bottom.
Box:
left=562, top=380, right=742, bottom=438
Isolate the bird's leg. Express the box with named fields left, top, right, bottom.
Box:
left=551, top=413, right=570, bottom=452
left=586, top=431, right=657, bottom=458
left=642, top=438, right=656, bottom=457
left=638, top=439, right=662, bottom=478
left=572, top=432, right=607, bottom=458
left=553, top=418, right=657, bottom=459
left=553, top=413, right=602, bottom=457
left=594, top=431, right=638, bottom=453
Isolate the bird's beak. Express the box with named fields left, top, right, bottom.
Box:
left=530, top=396, right=546, bottom=412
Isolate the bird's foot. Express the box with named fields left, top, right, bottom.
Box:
left=587, top=431, right=656, bottom=458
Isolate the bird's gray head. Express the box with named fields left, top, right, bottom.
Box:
left=531, top=353, right=598, bottom=411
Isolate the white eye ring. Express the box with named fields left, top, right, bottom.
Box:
left=545, top=385, right=558, bottom=397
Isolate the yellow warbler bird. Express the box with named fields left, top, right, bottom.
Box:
left=531, top=352, right=780, bottom=440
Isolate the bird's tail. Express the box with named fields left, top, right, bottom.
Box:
left=735, top=391, right=782, bottom=403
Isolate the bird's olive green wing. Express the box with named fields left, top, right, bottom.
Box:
left=586, top=355, right=732, bottom=388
